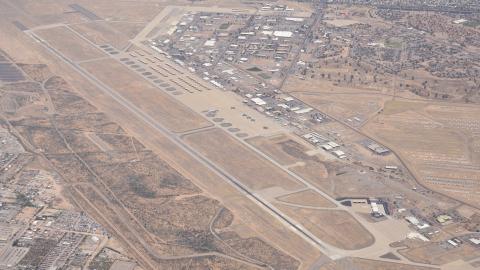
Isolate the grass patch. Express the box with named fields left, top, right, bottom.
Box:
left=382, top=100, right=426, bottom=115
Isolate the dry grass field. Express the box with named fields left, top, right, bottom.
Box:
left=35, top=26, right=105, bottom=62
left=289, top=161, right=332, bottom=195
left=80, top=58, right=212, bottom=133
left=363, top=100, right=480, bottom=206
left=276, top=189, right=336, bottom=208
left=284, top=73, right=397, bottom=98
left=246, top=134, right=339, bottom=197
left=247, top=134, right=315, bottom=166
left=77, top=1, right=163, bottom=22
left=319, top=257, right=438, bottom=270
left=247, top=133, right=397, bottom=198
left=69, top=22, right=137, bottom=50
left=288, top=82, right=479, bottom=205
left=291, top=159, right=403, bottom=199
left=184, top=128, right=304, bottom=191
left=399, top=241, right=480, bottom=265
left=275, top=204, right=375, bottom=250
left=290, top=91, right=389, bottom=126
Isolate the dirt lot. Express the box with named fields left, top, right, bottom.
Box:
left=183, top=128, right=305, bottom=191
left=69, top=22, right=136, bottom=50
left=276, top=189, right=336, bottom=208
left=275, top=204, right=375, bottom=250
left=77, top=1, right=162, bottom=22
left=246, top=131, right=398, bottom=199
left=247, top=134, right=315, bottom=166
left=290, top=91, right=389, bottom=126
left=246, top=134, right=340, bottom=197
left=319, top=257, right=438, bottom=270
left=35, top=26, right=105, bottom=62
left=289, top=161, right=332, bottom=195
left=399, top=241, right=480, bottom=265
left=80, top=58, right=212, bottom=133
left=363, top=100, right=480, bottom=206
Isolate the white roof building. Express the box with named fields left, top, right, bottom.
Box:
left=321, top=144, right=333, bottom=151
left=407, top=232, right=429, bottom=242
left=406, top=216, right=430, bottom=229
left=332, top=150, right=346, bottom=158
left=285, top=17, right=304, bottom=22
left=327, top=141, right=340, bottom=148
left=295, top=107, right=313, bottom=114
left=371, top=202, right=379, bottom=213
left=447, top=239, right=458, bottom=247
left=405, top=216, right=420, bottom=225
left=303, top=134, right=313, bottom=139
left=453, top=19, right=468, bottom=24
left=470, top=238, right=480, bottom=245
left=210, top=80, right=223, bottom=89
left=251, top=97, right=267, bottom=106
left=204, top=39, right=216, bottom=47
left=417, top=223, right=430, bottom=229
left=273, top=31, right=293, bottom=38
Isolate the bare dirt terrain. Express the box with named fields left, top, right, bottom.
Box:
left=69, top=21, right=142, bottom=50
left=276, top=189, right=336, bottom=208
left=184, top=128, right=305, bottom=192
left=363, top=101, right=480, bottom=206
left=399, top=240, right=480, bottom=265
left=319, top=257, right=438, bottom=270
left=275, top=204, right=375, bottom=250
left=36, top=26, right=106, bottom=62
left=247, top=134, right=316, bottom=166
left=80, top=58, right=212, bottom=133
